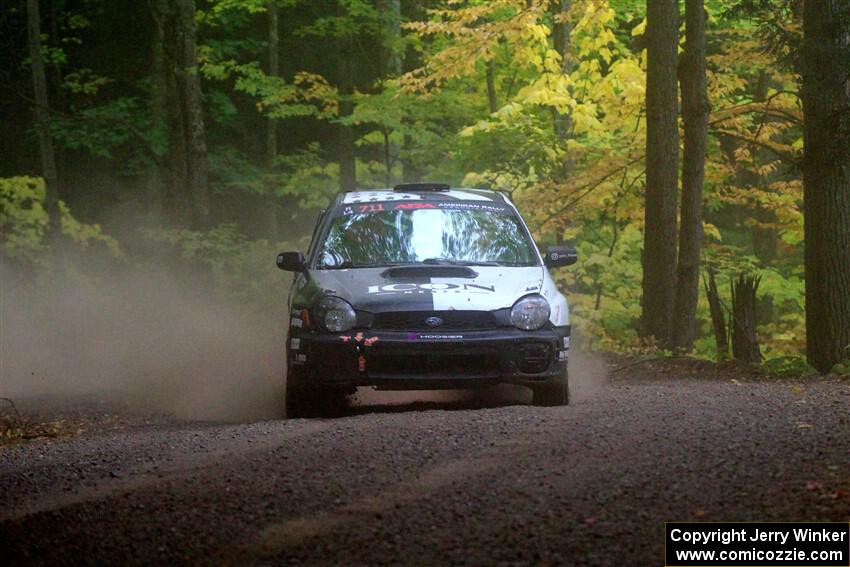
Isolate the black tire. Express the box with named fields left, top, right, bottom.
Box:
left=532, top=366, right=570, bottom=406
left=285, top=384, right=312, bottom=418
left=285, top=367, right=314, bottom=418
left=285, top=368, right=347, bottom=418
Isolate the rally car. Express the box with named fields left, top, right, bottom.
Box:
left=277, top=183, right=577, bottom=417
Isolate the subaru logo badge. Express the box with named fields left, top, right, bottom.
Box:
left=424, top=316, right=443, bottom=327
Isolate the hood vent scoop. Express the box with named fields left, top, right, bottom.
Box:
left=381, top=266, right=478, bottom=279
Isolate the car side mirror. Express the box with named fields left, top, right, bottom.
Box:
left=544, top=246, right=577, bottom=268
left=277, top=251, right=307, bottom=272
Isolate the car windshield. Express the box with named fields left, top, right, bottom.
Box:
left=316, top=206, right=538, bottom=269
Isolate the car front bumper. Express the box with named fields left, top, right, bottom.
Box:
left=289, top=326, right=570, bottom=390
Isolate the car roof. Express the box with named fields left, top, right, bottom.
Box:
left=339, top=187, right=508, bottom=205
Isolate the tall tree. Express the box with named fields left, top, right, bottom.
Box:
left=383, top=0, right=402, bottom=77
left=550, top=0, right=574, bottom=141
left=485, top=59, right=498, bottom=114
left=641, top=0, right=680, bottom=347
left=264, top=1, right=281, bottom=238
left=173, top=0, right=209, bottom=227
left=153, top=0, right=210, bottom=227
left=337, top=3, right=357, bottom=192
left=801, top=1, right=850, bottom=372
left=266, top=1, right=280, bottom=165
left=672, top=0, right=709, bottom=351
left=26, top=0, right=60, bottom=229
left=401, top=0, right=425, bottom=184
left=380, top=0, right=402, bottom=186
left=150, top=0, right=167, bottom=219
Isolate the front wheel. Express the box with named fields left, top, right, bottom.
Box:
left=285, top=367, right=316, bottom=418
left=285, top=368, right=347, bottom=418
left=285, top=383, right=312, bottom=418
left=532, top=366, right=570, bottom=406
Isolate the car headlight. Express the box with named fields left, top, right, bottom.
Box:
left=510, top=294, right=550, bottom=330
left=315, top=296, right=357, bottom=332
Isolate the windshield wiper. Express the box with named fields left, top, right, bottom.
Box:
left=422, top=257, right=453, bottom=265
left=422, top=258, right=503, bottom=267
left=318, top=261, right=411, bottom=270
left=319, top=259, right=508, bottom=269
left=455, top=261, right=503, bottom=267
left=317, top=260, right=356, bottom=270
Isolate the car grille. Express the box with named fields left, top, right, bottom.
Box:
left=371, top=311, right=497, bottom=331
left=368, top=349, right=502, bottom=378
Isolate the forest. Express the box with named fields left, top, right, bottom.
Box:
left=2, top=0, right=849, bottom=375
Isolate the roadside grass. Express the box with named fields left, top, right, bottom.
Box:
left=607, top=353, right=850, bottom=381
left=0, top=398, right=83, bottom=447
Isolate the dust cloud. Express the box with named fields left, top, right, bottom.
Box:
left=0, top=267, right=286, bottom=422
left=1, top=261, right=609, bottom=421
left=567, top=347, right=609, bottom=401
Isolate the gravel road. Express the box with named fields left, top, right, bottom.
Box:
left=2, top=360, right=849, bottom=566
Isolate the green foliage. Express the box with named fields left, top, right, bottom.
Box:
left=760, top=355, right=818, bottom=377
left=0, top=177, right=124, bottom=265
left=51, top=97, right=159, bottom=166
left=141, top=223, right=302, bottom=312
left=62, top=69, right=113, bottom=95
left=272, top=144, right=340, bottom=208
left=0, top=177, right=49, bottom=263
left=831, top=360, right=850, bottom=376
left=5, top=0, right=822, bottom=374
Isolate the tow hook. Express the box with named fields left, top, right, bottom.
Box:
left=356, top=344, right=367, bottom=372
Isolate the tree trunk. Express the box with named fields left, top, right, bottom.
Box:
left=154, top=0, right=210, bottom=228
left=338, top=47, right=356, bottom=191
left=383, top=128, right=392, bottom=187
left=641, top=0, right=680, bottom=348
left=26, top=0, right=60, bottom=230
left=337, top=1, right=357, bottom=193
left=152, top=0, right=181, bottom=222
left=174, top=0, right=209, bottom=228
left=731, top=273, right=762, bottom=365
left=401, top=0, right=425, bottom=184
left=149, top=4, right=167, bottom=219
left=551, top=0, right=574, bottom=140
left=802, top=1, right=850, bottom=372
left=264, top=1, right=280, bottom=239
left=380, top=0, right=402, bottom=187
left=704, top=270, right=729, bottom=360
left=485, top=59, right=498, bottom=114
left=672, top=0, right=709, bottom=352
left=266, top=1, right=279, bottom=164
left=383, top=0, right=402, bottom=76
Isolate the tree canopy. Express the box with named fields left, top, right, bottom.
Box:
left=2, top=0, right=848, bottom=374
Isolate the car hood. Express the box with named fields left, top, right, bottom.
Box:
left=309, top=266, right=545, bottom=312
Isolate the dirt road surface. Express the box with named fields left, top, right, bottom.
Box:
left=2, top=360, right=849, bottom=566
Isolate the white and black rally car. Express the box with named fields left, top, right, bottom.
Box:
left=277, top=183, right=577, bottom=417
